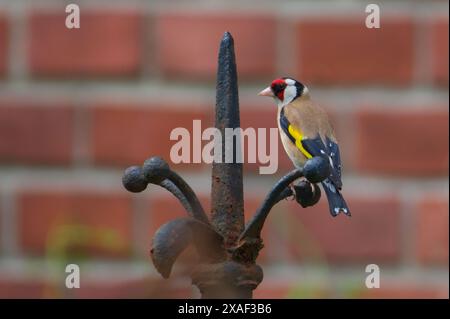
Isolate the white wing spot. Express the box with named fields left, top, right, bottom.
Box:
left=328, top=156, right=334, bottom=168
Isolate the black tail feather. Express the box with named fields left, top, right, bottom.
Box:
left=321, top=179, right=351, bottom=217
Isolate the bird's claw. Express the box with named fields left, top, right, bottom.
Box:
left=286, top=183, right=297, bottom=201
left=293, top=180, right=321, bottom=208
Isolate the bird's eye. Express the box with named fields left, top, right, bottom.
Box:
left=272, top=83, right=285, bottom=93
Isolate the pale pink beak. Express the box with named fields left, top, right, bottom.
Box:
left=258, top=86, right=274, bottom=97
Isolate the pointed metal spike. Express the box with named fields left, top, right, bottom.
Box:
left=211, top=32, right=244, bottom=246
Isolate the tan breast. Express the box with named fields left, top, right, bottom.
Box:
left=277, top=107, right=309, bottom=168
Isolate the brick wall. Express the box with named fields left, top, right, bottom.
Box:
left=0, top=0, right=448, bottom=298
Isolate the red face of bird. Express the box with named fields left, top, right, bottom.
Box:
left=258, top=77, right=308, bottom=107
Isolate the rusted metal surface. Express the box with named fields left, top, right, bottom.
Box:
left=151, top=217, right=223, bottom=278
left=240, top=168, right=324, bottom=243
left=192, top=261, right=263, bottom=299
left=210, top=32, right=244, bottom=247
left=122, top=32, right=329, bottom=299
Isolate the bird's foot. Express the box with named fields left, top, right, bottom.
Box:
left=286, top=183, right=297, bottom=201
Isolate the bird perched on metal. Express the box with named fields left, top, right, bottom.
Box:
left=259, top=77, right=350, bottom=217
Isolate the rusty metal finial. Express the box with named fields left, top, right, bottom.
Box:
left=122, top=32, right=329, bottom=299
left=211, top=31, right=244, bottom=248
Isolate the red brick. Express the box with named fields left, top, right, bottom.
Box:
left=0, top=197, right=1, bottom=249
left=356, top=108, right=449, bottom=175
left=417, top=197, right=449, bottom=265
left=359, top=285, right=448, bottom=299
left=257, top=282, right=448, bottom=299
left=240, top=106, right=292, bottom=173
left=0, top=276, right=193, bottom=298
left=0, top=279, right=45, bottom=298
left=155, top=13, right=276, bottom=80
left=0, top=14, right=8, bottom=76
left=253, top=282, right=292, bottom=299
left=91, top=104, right=212, bottom=168
left=73, top=277, right=193, bottom=298
left=254, top=281, right=329, bottom=299
left=17, top=190, right=133, bottom=257
left=148, top=195, right=207, bottom=237
left=0, top=102, right=74, bottom=165
left=149, top=195, right=264, bottom=237
left=285, top=196, right=401, bottom=262
left=296, top=17, right=414, bottom=85
left=430, top=17, right=449, bottom=85
left=28, top=11, right=142, bottom=77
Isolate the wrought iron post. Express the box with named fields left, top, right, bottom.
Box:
left=122, top=32, right=329, bottom=299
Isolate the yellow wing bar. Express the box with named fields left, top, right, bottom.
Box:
left=288, top=124, right=313, bottom=159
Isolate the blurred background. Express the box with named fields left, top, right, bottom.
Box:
left=0, top=0, right=448, bottom=298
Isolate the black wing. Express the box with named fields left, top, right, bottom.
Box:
left=302, top=135, right=343, bottom=190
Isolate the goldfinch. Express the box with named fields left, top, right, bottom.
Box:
left=259, top=77, right=350, bottom=217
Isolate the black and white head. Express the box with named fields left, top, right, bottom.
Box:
left=258, top=77, right=309, bottom=107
